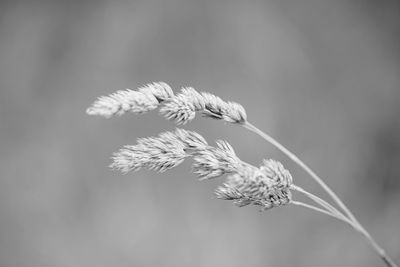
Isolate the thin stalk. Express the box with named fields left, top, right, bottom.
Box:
left=293, top=200, right=397, bottom=267
left=243, top=121, right=359, bottom=225
left=243, top=121, right=398, bottom=267
left=291, top=201, right=354, bottom=227
left=291, top=185, right=347, bottom=220
left=357, top=227, right=398, bottom=267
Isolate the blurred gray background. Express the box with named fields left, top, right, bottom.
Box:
left=0, top=0, right=399, bottom=266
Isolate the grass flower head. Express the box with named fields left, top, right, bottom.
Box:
left=88, top=82, right=398, bottom=267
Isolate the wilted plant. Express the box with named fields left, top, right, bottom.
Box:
left=87, top=82, right=398, bottom=267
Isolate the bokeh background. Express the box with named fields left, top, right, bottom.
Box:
left=1, top=0, right=399, bottom=266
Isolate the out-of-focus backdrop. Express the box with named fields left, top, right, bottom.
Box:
left=1, top=0, right=399, bottom=266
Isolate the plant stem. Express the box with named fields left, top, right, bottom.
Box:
left=291, top=185, right=347, bottom=220
left=292, top=200, right=397, bottom=267
left=293, top=187, right=397, bottom=266
left=356, top=226, right=398, bottom=267
left=242, top=121, right=398, bottom=267
left=291, top=201, right=354, bottom=227
left=243, top=121, right=357, bottom=223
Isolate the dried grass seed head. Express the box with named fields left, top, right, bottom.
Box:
left=110, top=130, right=188, bottom=174
left=160, top=86, right=247, bottom=125
left=138, top=82, right=174, bottom=102
left=215, top=160, right=293, bottom=210
left=260, top=159, right=293, bottom=189
left=86, top=82, right=173, bottom=118
left=87, top=82, right=247, bottom=125
left=193, top=140, right=242, bottom=180
left=159, top=89, right=196, bottom=124
left=174, top=128, right=208, bottom=150
left=200, top=92, right=247, bottom=123
left=110, top=128, right=212, bottom=174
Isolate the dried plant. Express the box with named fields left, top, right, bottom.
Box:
left=86, top=82, right=173, bottom=118
left=87, top=82, right=398, bottom=267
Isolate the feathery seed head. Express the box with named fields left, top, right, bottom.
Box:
left=200, top=92, right=247, bottom=124
left=86, top=82, right=173, bottom=118
left=159, top=91, right=196, bottom=124
left=110, top=131, right=187, bottom=173
left=159, top=86, right=247, bottom=124
left=109, top=145, right=146, bottom=173
left=193, top=140, right=242, bottom=180
left=174, top=128, right=208, bottom=150
left=110, top=128, right=212, bottom=174
left=260, top=159, right=293, bottom=189
left=181, top=87, right=206, bottom=110
left=87, top=82, right=247, bottom=124
left=222, top=101, right=247, bottom=123
left=86, top=89, right=158, bottom=118
left=215, top=160, right=293, bottom=210
left=138, top=82, right=174, bottom=102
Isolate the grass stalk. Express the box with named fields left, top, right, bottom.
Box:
left=243, top=121, right=398, bottom=267
left=291, top=185, right=347, bottom=220
left=291, top=201, right=354, bottom=227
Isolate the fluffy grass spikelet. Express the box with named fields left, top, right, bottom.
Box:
left=192, top=140, right=242, bottom=180
left=200, top=92, right=247, bottom=123
left=159, top=88, right=197, bottom=124
left=87, top=82, right=247, bottom=125
left=215, top=160, right=293, bottom=210
left=260, top=159, right=293, bottom=189
left=110, top=130, right=187, bottom=173
left=109, top=126, right=292, bottom=211
left=86, top=82, right=173, bottom=118
left=174, top=128, right=208, bottom=150
left=110, top=128, right=211, bottom=174
left=160, top=87, right=247, bottom=124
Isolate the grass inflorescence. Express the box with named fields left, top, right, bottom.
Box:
left=87, top=82, right=398, bottom=267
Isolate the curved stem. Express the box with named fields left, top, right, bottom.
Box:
left=243, top=122, right=359, bottom=225
left=291, top=201, right=355, bottom=227
left=357, top=227, right=398, bottom=267
left=291, top=185, right=347, bottom=220
left=293, top=200, right=397, bottom=267
left=242, top=121, right=398, bottom=267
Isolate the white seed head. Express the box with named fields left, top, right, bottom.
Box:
left=110, top=145, right=151, bottom=173
left=193, top=140, right=242, bottom=180
left=159, top=91, right=196, bottom=124
left=174, top=128, right=208, bottom=150
left=215, top=161, right=293, bottom=210
left=181, top=87, right=206, bottom=110
left=160, top=87, right=206, bottom=122
left=87, top=82, right=247, bottom=124
left=200, top=92, right=247, bottom=123
left=110, top=131, right=187, bottom=173
left=138, top=82, right=174, bottom=102
left=260, top=159, right=293, bottom=189
left=160, top=86, right=247, bottom=124
left=86, top=82, right=173, bottom=118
